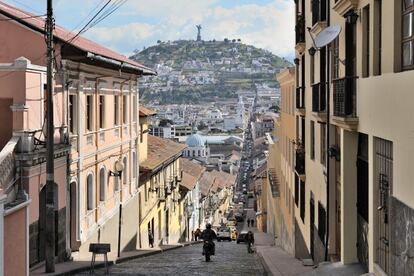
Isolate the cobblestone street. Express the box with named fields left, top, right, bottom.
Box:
left=80, top=241, right=265, bottom=276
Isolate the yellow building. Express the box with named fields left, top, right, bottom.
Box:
left=138, top=134, right=186, bottom=248
left=293, top=1, right=414, bottom=275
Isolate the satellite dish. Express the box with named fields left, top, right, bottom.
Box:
left=314, top=25, right=341, bottom=48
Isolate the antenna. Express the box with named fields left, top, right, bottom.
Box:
left=314, top=25, right=341, bottom=48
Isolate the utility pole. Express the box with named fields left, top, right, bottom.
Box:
left=45, top=0, right=55, bottom=272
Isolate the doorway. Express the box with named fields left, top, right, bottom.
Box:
left=374, top=138, right=393, bottom=275
left=310, top=193, right=315, bottom=260
left=69, top=182, right=79, bottom=251
left=334, top=127, right=341, bottom=260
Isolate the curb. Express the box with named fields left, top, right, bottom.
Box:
left=256, top=250, right=272, bottom=276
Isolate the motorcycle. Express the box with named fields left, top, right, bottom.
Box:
left=202, top=240, right=215, bottom=262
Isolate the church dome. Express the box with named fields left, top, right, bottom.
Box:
left=186, top=134, right=205, bottom=147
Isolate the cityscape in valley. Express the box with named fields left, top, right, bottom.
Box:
left=0, top=0, right=413, bottom=276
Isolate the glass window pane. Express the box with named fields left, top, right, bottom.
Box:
left=403, top=41, right=413, bottom=67
left=404, top=0, right=413, bottom=9
left=403, top=13, right=413, bottom=38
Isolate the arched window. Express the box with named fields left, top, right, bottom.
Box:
left=87, top=174, right=94, bottom=210
left=99, top=167, right=105, bottom=201
left=192, top=150, right=195, bottom=156
left=132, top=152, right=137, bottom=179
left=198, top=150, right=201, bottom=156
left=123, top=156, right=128, bottom=185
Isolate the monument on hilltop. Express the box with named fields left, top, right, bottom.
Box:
left=196, top=25, right=202, bottom=41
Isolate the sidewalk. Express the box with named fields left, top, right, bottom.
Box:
left=244, top=208, right=313, bottom=276
left=30, top=241, right=201, bottom=276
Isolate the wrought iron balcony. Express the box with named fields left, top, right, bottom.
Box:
left=333, top=76, right=358, bottom=118
left=295, top=14, right=305, bottom=44
left=312, top=82, right=326, bottom=113
left=296, top=87, right=305, bottom=110
left=295, top=149, right=305, bottom=175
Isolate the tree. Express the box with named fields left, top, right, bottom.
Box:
left=224, top=38, right=229, bottom=43
left=159, top=119, right=174, bottom=127
left=232, top=39, right=236, bottom=43
left=237, top=38, right=241, bottom=42
left=157, top=40, right=161, bottom=44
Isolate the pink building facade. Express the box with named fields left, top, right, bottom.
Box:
left=0, top=1, right=155, bottom=274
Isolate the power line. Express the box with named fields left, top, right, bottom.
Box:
left=65, top=0, right=112, bottom=44
left=82, top=0, right=127, bottom=34
left=70, top=0, right=107, bottom=33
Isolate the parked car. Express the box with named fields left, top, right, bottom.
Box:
left=237, top=231, right=248, bottom=243
left=217, top=227, right=232, bottom=242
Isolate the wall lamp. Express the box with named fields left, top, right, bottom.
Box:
left=328, top=145, right=340, bottom=161
left=294, top=58, right=300, bottom=65
left=346, top=10, right=359, bottom=24
left=308, top=47, right=316, bottom=56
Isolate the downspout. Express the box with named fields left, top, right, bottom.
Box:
left=324, top=0, right=331, bottom=262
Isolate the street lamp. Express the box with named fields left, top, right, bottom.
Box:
left=109, top=160, right=124, bottom=178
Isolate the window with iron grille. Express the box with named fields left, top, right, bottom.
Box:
left=310, top=121, right=315, bottom=160
left=86, top=95, right=93, bottom=132
left=403, top=0, right=414, bottom=70
left=295, top=174, right=299, bottom=206
left=318, top=201, right=326, bottom=244
left=300, top=179, right=305, bottom=222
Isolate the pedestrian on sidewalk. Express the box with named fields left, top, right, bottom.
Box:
left=194, top=228, right=201, bottom=241
left=251, top=219, right=254, bottom=227
left=245, top=231, right=255, bottom=253
left=148, top=231, right=154, bottom=248
left=247, top=219, right=251, bottom=227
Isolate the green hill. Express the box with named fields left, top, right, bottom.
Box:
left=130, top=40, right=292, bottom=104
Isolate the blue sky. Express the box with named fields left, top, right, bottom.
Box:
left=4, top=0, right=295, bottom=59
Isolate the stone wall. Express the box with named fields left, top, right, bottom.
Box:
left=390, top=196, right=414, bottom=276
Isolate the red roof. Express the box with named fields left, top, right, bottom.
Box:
left=0, top=1, right=155, bottom=75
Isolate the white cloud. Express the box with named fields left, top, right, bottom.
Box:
left=82, top=0, right=295, bottom=58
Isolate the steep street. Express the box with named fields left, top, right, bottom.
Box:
left=81, top=241, right=264, bottom=276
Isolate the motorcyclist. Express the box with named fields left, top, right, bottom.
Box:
left=201, top=223, right=217, bottom=255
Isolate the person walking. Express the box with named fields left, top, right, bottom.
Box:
left=148, top=230, right=154, bottom=248
left=194, top=228, right=201, bottom=241
left=245, top=231, right=255, bottom=253
left=251, top=219, right=254, bottom=227
left=247, top=219, right=251, bottom=227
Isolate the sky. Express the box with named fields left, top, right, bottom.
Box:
left=4, top=0, right=295, bottom=60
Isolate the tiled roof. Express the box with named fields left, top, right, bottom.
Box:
left=181, top=171, right=198, bottom=191
left=198, top=170, right=236, bottom=196
left=139, top=106, right=156, bottom=117
left=198, top=172, right=214, bottom=196
left=140, top=135, right=187, bottom=171
left=0, top=1, right=155, bottom=75
left=180, top=158, right=205, bottom=180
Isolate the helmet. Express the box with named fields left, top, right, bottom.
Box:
left=206, top=223, right=212, bottom=229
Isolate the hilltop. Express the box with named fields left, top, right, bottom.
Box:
left=130, top=40, right=292, bottom=104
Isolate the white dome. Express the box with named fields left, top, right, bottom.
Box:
left=186, top=134, right=205, bottom=147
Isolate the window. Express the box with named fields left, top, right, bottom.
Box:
left=133, top=152, right=137, bottom=179
left=69, top=94, right=77, bottom=134
left=99, top=95, right=105, bottom=129
left=403, top=0, right=414, bottom=69
left=320, top=123, right=326, bottom=165
left=362, top=5, right=370, bottom=77
left=374, top=0, right=382, bottom=75
left=300, top=179, right=305, bottom=222
left=114, top=95, right=119, bottom=125
left=114, top=174, right=119, bottom=192
left=87, top=174, right=94, bottom=210
left=310, top=53, right=315, bottom=84
left=310, top=121, right=315, bottom=160
left=132, top=95, right=137, bottom=122
left=86, top=95, right=93, bottom=131
left=99, top=167, right=105, bottom=201
left=294, top=174, right=299, bottom=206
left=318, top=202, right=326, bottom=244
left=123, top=156, right=128, bottom=186
left=123, top=95, right=127, bottom=124
left=331, top=37, right=339, bottom=80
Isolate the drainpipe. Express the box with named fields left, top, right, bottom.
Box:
left=324, top=0, right=331, bottom=262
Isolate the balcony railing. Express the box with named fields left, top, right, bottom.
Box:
left=296, top=87, right=305, bottom=109
left=295, top=149, right=305, bottom=175
left=333, top=76, right=358, bottom=117
left=295, top=14, right=305, bottom=44
left=312, top=82, right=326, bottom=113
left=268, top=168, right=280, bottom=197
left=312, top=0, right=327, bottom=26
